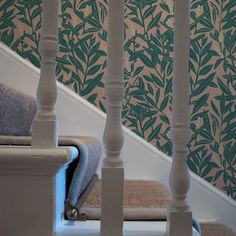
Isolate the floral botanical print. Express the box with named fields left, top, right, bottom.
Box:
left=0, top=0, right=235, bottom=200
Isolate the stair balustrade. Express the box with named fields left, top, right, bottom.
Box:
left=25, top=0, right=194, bottom=235
left=31, top=0, right=59, bottom=148
left=167, top=0, right=193, bottom=235
left=101, top=0, right=125, bottom=236
left=0, top=2, right=79, bottom=236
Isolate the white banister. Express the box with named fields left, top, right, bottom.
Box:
left=0, top=3, right=80, bottom=236
left=167, top=0, right=193, bottom=236
left=101, top=0, right=124, bottom=235
left=32, top=0, right=59, bottom=148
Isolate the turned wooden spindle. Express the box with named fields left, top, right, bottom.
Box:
left=32, top=0, right=59, bottom=148
left=101, top=0, right=124, bottom=235
left=166, top=0, right=193, bottom=235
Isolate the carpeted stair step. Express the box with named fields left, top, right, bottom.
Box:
left=80, top=180, right=171, bottom=220
left=201, top=223, right=236, bottom=236
left=0, top=83, right=36, bottom=135
left=78, top=180, right=236, bottom=235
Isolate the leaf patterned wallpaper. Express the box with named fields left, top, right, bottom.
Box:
left=0, top=0, right=235, bottom=200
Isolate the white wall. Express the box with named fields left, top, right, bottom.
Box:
left=0, top=42, right=236, bottom=231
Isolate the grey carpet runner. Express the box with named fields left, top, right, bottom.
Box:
left=0, top=83, right=36, bottom=135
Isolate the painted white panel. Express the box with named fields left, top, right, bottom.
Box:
left=0, top=43, right=236, bottom=232
left=56, top=220, right=200, bottom=236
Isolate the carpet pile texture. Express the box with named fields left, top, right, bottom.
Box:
left=80, top=180, right=171, bottom=220
left=201, top=223, right=236, bottom=236
left=0, top=83, right=36, bottom=135
left=79, top=180, right=236, bottom=235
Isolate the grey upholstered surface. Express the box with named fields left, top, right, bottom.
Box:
left=0, top=83, right=36, bottom=135
left=0, top=135, right=102, bottom=206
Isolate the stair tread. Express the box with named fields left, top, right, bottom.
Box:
left=80, top=179, right=171, bottom=220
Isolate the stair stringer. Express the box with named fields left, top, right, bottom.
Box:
left=0, top=42, right=235, bottom=231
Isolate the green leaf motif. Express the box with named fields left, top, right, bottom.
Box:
left=147, top=124, right=162, bottom=142
left=192, top=94, right=209, bottom=114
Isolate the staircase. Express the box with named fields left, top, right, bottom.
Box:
left=0, top=0, right=236, bottom=234
left=1, top=40, right=236, bottom=235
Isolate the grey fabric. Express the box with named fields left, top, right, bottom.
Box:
left=0, top=83, right=36, bottom=135
left=58, top=136, right=102, bottom=205
left=0, top=135, right=102, bottom=205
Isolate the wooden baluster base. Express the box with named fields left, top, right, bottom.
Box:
left=101, top=167, right=124, bottom=236
left=32, top=119, right=58, bottom=147
left=167, top=208, right=192, bottom=236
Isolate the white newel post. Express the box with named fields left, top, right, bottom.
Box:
left=101, top=0, right=124, bottom=235
left=0, top=1, right=78, bottom=236
left=167, top=0, right=192, bottom=236
left=32, top=0, right=59, bottom=148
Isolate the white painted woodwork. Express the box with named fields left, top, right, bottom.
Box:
left=55, top=220, right=200, bottom=236
left=1, top=43, right=236, bottom=232
left=0, top=2, right=77, bottom=236
left=0, top=146, right=78, bottom=236
left=167, top=0, right=193, bottom=235
left=101, top=0, right=125, bottom=235
left=31, top=0, right=59, bottom=148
